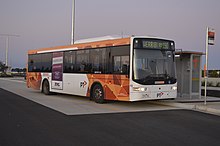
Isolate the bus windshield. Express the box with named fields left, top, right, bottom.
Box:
left=133, top=43, right=176, bottom=85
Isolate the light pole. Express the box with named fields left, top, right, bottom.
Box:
left=71, top=0, right=75, bottom=45
left=0, top=34, right=20, bottom=66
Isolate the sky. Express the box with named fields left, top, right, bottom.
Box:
left=0, top=0, right=219, bottom=69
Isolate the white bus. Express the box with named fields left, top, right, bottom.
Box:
left=27, top=36, right=177, bottom=103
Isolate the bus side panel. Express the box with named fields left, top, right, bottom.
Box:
left=63, top=74, right=89, bottom=97
left=26, top=72, right=42, bottom=90
left=87, top=74, right=130, bottom=101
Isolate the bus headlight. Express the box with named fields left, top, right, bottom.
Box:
left=171, top=86, right=177, bottom=90
left=133, top=87, right=148, bottom=91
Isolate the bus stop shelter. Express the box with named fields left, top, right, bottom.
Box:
left=175, top=51, right=204, bottom=98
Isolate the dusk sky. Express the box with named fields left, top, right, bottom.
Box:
left=0, top=0, right=219, bottom=69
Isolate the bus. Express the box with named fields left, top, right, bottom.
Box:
left=27, top=36, right=177, bottom=103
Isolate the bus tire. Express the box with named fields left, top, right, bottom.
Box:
left=92, top=84, right=105, bottom=104
left=42, top=80, right=51, bottom=95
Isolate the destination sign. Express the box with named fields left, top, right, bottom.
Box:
left=142, top=40, right=170, bottom=49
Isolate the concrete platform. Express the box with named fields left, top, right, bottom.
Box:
left=153, top=96, right=220, bottom=116
left=1, top=77, right=220, bottom=116
left=0, top=77, right=179, bottom=115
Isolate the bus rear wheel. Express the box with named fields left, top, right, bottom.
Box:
left=42, top=80, right=51, bottom=95
left=92, top=84, right=105, bottom=104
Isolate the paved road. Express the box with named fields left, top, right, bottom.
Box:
left=1, top=88, right=220, bottom=146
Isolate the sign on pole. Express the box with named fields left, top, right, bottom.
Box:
left=204, top=27, right=215, bottom=105
left=208, top=28, right=215, bottom=45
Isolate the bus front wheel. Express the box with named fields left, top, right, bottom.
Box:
left=92, top=84, right=105, bottom=104
left=42, top=80, right=51, bottom=95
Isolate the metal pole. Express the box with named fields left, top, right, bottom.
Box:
left=0, top=34, right=20, bottom=67
left=189, top=54, right=193, bottom=99
left=5, top=37, right=9, bottom=66
left=204, top=27, right=209, bottom=105
left=71, top=0, right=75, bottom=45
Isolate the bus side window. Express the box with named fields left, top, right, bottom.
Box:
left=113, top=56, right=121, bottom=73
left=113, top=56, right=129, bottom=75
left=122, top=64, right=128, bottom=74
left=64, top=51, right=76, bottom=73
left=76, top=50, right=89, bottom=73
left=28, top=57, right=34, bottom=72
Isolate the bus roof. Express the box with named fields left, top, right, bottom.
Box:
left=28, top=35, right=174, bottom=54
left=28, top=37, right=131, bottom=55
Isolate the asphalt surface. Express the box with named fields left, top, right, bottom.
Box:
left=1, top=88, right=220, bottom=146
